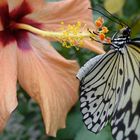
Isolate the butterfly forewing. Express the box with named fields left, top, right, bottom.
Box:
left=78, top=50, right=126, bottom=133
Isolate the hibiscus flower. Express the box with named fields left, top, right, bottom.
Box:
left=0, top=0, right=104, bottom=136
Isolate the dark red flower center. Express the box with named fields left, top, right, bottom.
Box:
left=0, top=0, right=41, bottom=49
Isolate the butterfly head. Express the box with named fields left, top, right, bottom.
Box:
left=120, top=27, right=131, bottom=37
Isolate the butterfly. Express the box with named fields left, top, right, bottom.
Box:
left=76, top=7, right=140, bottom=140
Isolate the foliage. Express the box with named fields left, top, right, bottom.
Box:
left=0, top=0, right=140, bottom=140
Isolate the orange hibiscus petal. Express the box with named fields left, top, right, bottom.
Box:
left=0, top=0, right=8, bottom=31
left=0, top=42, right=18, bottom=131
left=17, top=33, right=79, bottom=136
left=83, top=40, right=105, bottom=54
left=0, top=18, right=3, bottom=31
left=0, top=0, right=7, bottom=7
left=8, top=0, right=45, bottom=13
left=26, top=0, right=94, bottom=31
left=25, top=0, right=104, bottom=54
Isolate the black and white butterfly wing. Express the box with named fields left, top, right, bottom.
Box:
left=77, top=54, right=104, bottom=81
left=111, top=44, right=140, bottom=140
left=77, top=43, right=140, bottom=140
left=76, top=50, right=125, bottom=133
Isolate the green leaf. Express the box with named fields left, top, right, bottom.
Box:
left=49, top=102, right=83, bottom=140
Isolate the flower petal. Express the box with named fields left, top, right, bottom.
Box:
left=83, top=39, right=105, bottom=54
left=8, top=0, right=45, bottom=13
left=17, top=33, right=79, bottom=136
left=0, top=0, right=7, bottom=9
left=0, top=42, right=18, bottom=131
left=25, top=0, right=104, bottom=54
left=0, top=19, right=3, bottom=31
left=26, top=0, right=94, bottom=31
left=0, top=0, right=9, bottom=31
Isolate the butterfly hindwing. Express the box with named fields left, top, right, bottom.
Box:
left=111, top=44, right=140, bottom=140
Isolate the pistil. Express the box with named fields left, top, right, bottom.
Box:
left=15, top=23, right=91, bottom=38
left=14, top=18, right=111, bottom=49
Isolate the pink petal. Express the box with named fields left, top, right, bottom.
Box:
left=83, top=40, right=105, bottom=54
left=0, top=42, right=18, bottom=131
left=8, top=0, right=45, bottom=13
left=0, top=0, right=8, bottom=31
left=17, top=33, right=79, bottom=136
left=0, top=18, right=3, bottom=31
left=26, top=0, right=94, bottom=31
left=25, top=0, right=104, bottom=54
left=0, top=0, right=7, bottom=7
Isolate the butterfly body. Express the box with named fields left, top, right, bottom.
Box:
left=77, top=27, right=140, bottom=140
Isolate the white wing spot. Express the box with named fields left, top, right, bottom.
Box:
left=81, top=107, right=88, bottom=114
left=83, top=113, right=90, bottom=119
left=87, top=123, right=93, bottom=129
left=116, top=131, right=123, bottom=140
left=81, top=102, right=87, bottom=108
left=112, top=127, right=118, bottom=134
left=85, top=117, right=92, bottom=125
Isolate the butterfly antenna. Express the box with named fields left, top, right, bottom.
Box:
left=95, top=5, right=129, bottom=27
left=130, top=15, right=140, bottom=28
left=89, top=6, right=129, bottom=27
left=89, top=8, right=124, bottom=27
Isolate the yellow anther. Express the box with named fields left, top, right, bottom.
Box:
left=66, top=45, right=71, bottom=48
left=77, top=21, right=81, bottom=27
left=61, top=21, right=64, bottom=25
left=57, top=21, right=88, bottom=50
left=63, top=31, right=69, bottom=36
left=80, top=42, right=84, bottom=46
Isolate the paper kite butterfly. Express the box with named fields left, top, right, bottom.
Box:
left=76, top=6, right=140, bottom=140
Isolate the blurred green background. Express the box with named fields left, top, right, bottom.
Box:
left=1, top=0, right=140, bottom=140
